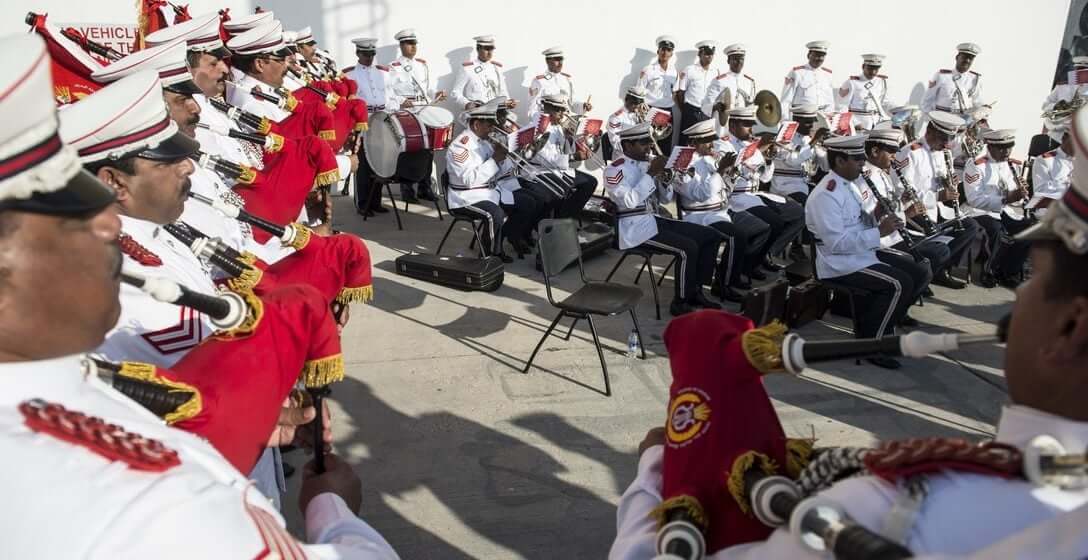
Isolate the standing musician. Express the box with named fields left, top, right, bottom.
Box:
left=964, top=129, right=1033, bottom=288
left=604, top=122, right=722, bottom=316
left=702, top=44, right=756, bottom=125
left=675, top=41, right=720, bottom=145
left=635, top=35, right=680, bottom=121
left=1032, top=119, right=1076, bottom=219
left=718, top=106, right=806, bottom=273
left=606, top=86, right=649, bottom=161
left=344, top=38, right=391, bottom=216
left=0, top=34, right=397, bottom=559
left=866, top=127, right=952, bottom=297
left=445, top=102, right=538, bottom=262
left=836, top=53, right=892, bottom=131
left=780, top=41, right=834, bottom=119
left=611, top=143, right=1088, bottom=559
left=387, top=28, right=446, bottom=203
left=528, top=47, right=592, bottom=120
left=922, top=42, right=984, bottom=117
left=525, top=94, right=598, bottom=221
left=1042, top=56, right=1088, bottom=113
left=674, top=120, right=770, bottom=302
left=806, top=135, right=916, bottom=367
left=893, top=110, right=982, bottom=289
left=292, top=27, right=327, bottom=78
left=452, top=35, right=513, bottom=110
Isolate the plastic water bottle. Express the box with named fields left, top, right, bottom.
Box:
left=626, top=330, right=641, bottom=359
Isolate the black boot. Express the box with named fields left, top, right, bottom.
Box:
left=691, top=290, right=722, bottom=310
left=762, top=257, right=784, bottom=272
left=933, top=270, right=967, bottom=289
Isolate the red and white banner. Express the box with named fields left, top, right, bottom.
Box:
left=56, top=23, right=139, bottom=56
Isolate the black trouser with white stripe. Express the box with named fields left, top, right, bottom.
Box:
left=730, top=210, right=774, bottom=274
left=877, top=248, right=931, bottom=309
left=788, top=191, right=815, bottom=245
left=518, top=172, right=597, bottom=221
left=827, top=263, right=915, bottom=338
left=450, top=201, right=505, bottom=256
left=639, top=217, right=720, bottom=302
left=706, top=219, right=767, bottom=285
left=975, top=214, right=1031, bottom=279
left=894, top=237, right=950, bottom=277
left=937, top=215, right=981, bottom=273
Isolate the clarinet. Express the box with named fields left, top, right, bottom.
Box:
left=84, top=357, right=196, bottom=420
left=120, top=271, right=248, bottom=331
left=206, top=96, right=272, bottom=133
left=187, top=191, right=304, bottom=247
left=161, top=222, right=253, bottom=279
left=889, top=163, right=937, bottom=235
left=1007, top=160, right=1033, bottom=223
left=196, top=122, right=282, bottom=153
left=941, top=149, right=965, bottom=231
left=861, top=171, right=922, bottom=261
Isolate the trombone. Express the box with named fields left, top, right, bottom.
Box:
left=485, top=128, right=574, bottom=199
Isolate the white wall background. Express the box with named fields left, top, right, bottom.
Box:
left=3, top=0, right=1073, bottom=150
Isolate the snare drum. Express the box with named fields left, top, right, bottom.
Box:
left=416, top=106, right=454, bottom=150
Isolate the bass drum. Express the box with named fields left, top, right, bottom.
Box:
left=364, top=110, right=433, bottom=181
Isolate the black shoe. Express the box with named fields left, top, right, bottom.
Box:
left=899, top=314, right=919, bottom=327
left=719, top=286, right=744, bottom=303
left=691, top=291, right=722, bottom=310
left=978, top=273, right=998, bottom=288
left=510, top=238, right=531, bottom=259
left=417, top=190, right=438, bottom=202
left=670, top=299, right=697, bottom=316
left=922, top=286, right=934, bottom=297
left=356, top=207, right=374, bottom=217
left=789, top=245, right=809, bottom=262
left=496, top=252, right=514, bottom=264
left=762, top=258, right=784, bottom=272
left=865, top=355, right=902, bottom=370
left=373, top=205, right=390, bottom=214
left=933, top=271, right=967, bottom=289
left=401, top=191, right=419, bottom=203
left=749, top=268, right=768, bottom=281
left=998, top=275, right=1021, bottom=289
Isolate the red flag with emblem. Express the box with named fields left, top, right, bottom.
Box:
left=27, top=13, right=106, bottom=105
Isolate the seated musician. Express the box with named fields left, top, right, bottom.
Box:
left=806, top=135, right=916, bottom=369
left=1030, top=119, right=1075, bottom=219
left=603, top=122, right=722, bottom=316
left=610, top=167, right=1088, bottom=558
left=963, top=129, right=1033, bottom=288
left=674, top=119, right=770, bottom=303
left=718, top=106, right=806, bottom=273
left=523, top=94, right=598, bottom=221
left=445, top=101, right=539, bottom=261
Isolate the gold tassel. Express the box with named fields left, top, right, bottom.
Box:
left=325, top=92, right=341, bottom=109
left=300, top=353, right=345, bottom=388
left=286, top=223, right=312, bottom=250
left=650, top=495, right=707, bottom=530
left=237, top=167, right=257, bottom=185
left=314, top=168, right=341, bottom=186
left=117, top=362, right=202, bottom=425
left=213, top=289, right=265, bottom=339
left=336, top=285, right=373, bottom=305
left=785, top=438, right=816, bottom=479
left=256, top=118, right=272, bottom=135
left=225, top=257, right=264, bottom=294
left=354, top=122, right=369, bottom=132
left=740, top=320, right=789, bottom=374
left=318, top=129, right=337, bottom=142
left=727, top=451, right=779, bottom=515
left=266, top=133, right=285, bottom=154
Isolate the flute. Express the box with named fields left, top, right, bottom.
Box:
left=187, top=191, right=304, bottom=247
left=120, top=270, right=247, bottom=332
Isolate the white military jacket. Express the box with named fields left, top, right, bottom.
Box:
left=805, top=170, right=882, bottom=279
left=676, top=63, right=721, bottom=108
left=0, top=354, right=400, bottom=559
left=604, top=156, right=660, bottom=249
left=1042, top=82, right=1088, bottom=113
left=702, top=70, right=756, bottom=117
left=837, top=74, right=891, bottom=130
left=451, top=58, right=508, bottom=108
left=676, top=153, right=731, bottom=226
left=963, top=155, right=1021, bottom=219
left=99, top=215, right=219, bottom=368
left=894, top=140, right=953, bottom=223
left=387, top=55, right=434, bottom=108
left=528, top=71, right=575, bottom=118
left=606, top=107, right=640, bottom=157
left=862, top=162, right=905, bottom=248
left=1030, top=148, right=1074, bottom=216
left=781, top=64, right=835, bottom=117
left=636, top=59, right=679, bottom=109
left=608, top=405, right=1088, bottom=560
left=715, top=135, right=775, bottom=212
left=922, top=68, right=983, bottom=114
left=771, top=133, right=822, bottom=197
left=445, top=129, right=512, bottom=208
left=345, top=63, right=390, bottom=113
left=193, top=94, right=264, bottom=171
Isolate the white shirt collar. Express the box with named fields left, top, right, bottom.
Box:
left=0, top=354, right=87, bottom=407
left=119, top=214, right=159, bottom=239
left=996, top=405, right=1088, bottom=452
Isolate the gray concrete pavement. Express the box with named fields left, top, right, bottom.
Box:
left=283, top=194, right=1013, bottom=559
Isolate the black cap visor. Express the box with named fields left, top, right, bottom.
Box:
left=0, top=169, right=115, bottom=217
left=139, top=131, right=200, bottom=162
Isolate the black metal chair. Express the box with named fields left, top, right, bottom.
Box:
left=523, top=219, right=645, bottom=396
left=436, top=171, right=486, bottom=256
left=604, top=246, right=677, bottom=321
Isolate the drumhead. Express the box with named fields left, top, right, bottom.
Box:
left=364, top=111, right=401, bottom=178
left=416, top=105, right=454, bottom=127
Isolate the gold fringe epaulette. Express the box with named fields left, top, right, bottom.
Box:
left=117, top=362, right=202, bottom=424
left=225, top=253, right=264, bottom=293
left=650, top=495, right=707, bottom=530
left=318, top=129, right=337, bottom=142
left=336, top=284, right=373, bottom=305
left=740, top=321, right=788, bottom=374
left=314, top=168, right=341, bottom=186
left=354, top=122, right=368, bottom=132
left=256, top=118, right=272, bottom=135
left=287, top=223, right=312, bottom=251
left=785, top=438, right=816, bottom=479
left=325, top=92, right=341, bottom=109
left=266, top=133, right=285, bottom=154
left=727, top=451, right=778, bottom=515
left=236, top=166, right=258, bottom=185
left=300, top=353, right=345, bottom=388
